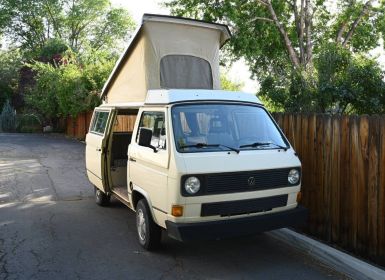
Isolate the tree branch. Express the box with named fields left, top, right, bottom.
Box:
left=256, top=0, right=269, bottom=7
left=248, top=16, right=274, bottom=23
left=293, top=0, right=305, bottom=64
left=265, top=0, right=300, bottom=68
left=305, top=0, right=313, bottom=66
left=342, top=0, right=374, bottom=47
left=336, top=22, right=347, bottom=43
left=43, top=0, right=62, bottom=39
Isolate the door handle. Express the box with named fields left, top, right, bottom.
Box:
left=129, top=157, right=136, bottom=162
left=96, top=148, right=101, bottom=152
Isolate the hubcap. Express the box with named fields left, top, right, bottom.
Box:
left=137, top=209, right=146, bottom=242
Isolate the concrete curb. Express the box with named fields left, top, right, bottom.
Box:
left=269, top=228, right=385, bottom=280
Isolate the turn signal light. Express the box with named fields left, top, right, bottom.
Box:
left=171, top=205, right=184, bottom=217
left=296, top=191, right=302, bottom=203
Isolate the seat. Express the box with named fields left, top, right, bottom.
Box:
left=207, top=117, right=234, bottom=146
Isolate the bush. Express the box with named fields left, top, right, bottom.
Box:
left=16, top=114, right=42, bottom=133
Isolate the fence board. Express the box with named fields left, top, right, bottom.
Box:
left=303, top=114, right=317, bottom=234
left=378, top=116, right=385, bottom=264
left=357, top=116, right=369, bottom=255
left=367, top=116, right=379, bottom=258
left=315, top=115, right=325, bottom=237
left=330, top=116, right=341, bottom=243
left=323, top=115, right=332, bottom=241
left=339, top=116, right=350, bottom=248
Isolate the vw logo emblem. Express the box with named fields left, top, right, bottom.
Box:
left=248, top=176, right=256, bottom=186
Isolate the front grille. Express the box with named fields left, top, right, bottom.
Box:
left=181, top=168, right=300, bottom=196
left=201, top=195, right=288, bottom=217
left=206, top=168, right=299, bottom=195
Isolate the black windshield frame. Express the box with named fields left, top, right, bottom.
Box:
left=171, top=102, right=290, bottom=153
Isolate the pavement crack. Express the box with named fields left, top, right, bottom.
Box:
left=47, top=213, right=58, bottom=240
left=36, top=157, right=59, bottom=201
left=30, top=249, right=49, bottom=278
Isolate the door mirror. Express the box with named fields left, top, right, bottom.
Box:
left=138, top=128, right=157, bottom=153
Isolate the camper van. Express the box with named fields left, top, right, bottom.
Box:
left=85, top=14, right=307, bottom=250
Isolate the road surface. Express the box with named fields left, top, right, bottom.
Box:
left=0, top=133, right=348, bottom=280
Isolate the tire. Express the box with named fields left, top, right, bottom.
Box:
left=136, top=199, right=161, bottom=250
left=95, top=187, right=110, bottom=206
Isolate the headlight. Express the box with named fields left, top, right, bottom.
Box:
left=184, top=176, right=201, bottom=194
left=288, top=169, right=300, bottom=185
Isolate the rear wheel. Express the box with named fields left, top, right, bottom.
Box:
left=136, top=199, right=161, bottom=250
left=95, top=187, right=110, bottom=206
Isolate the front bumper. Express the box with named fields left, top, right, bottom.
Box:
left=166, top=205, right=308, bottom=241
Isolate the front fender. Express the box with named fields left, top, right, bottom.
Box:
left=131, top=185, right=159, bottom=224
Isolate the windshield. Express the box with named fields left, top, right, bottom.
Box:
left=171, top=103, right=289, bottom=153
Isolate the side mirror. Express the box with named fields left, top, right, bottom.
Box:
left=138, top=128, right=157, bottom=153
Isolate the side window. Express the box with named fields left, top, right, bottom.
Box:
left=137, top=111, right=166, bottom=150
left=90, top=111, right=109, bottom=134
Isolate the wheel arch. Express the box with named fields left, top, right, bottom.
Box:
left=131, top=186, right=159, bottom=224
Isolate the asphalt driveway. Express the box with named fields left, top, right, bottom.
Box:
left=0, top=133, right=348, bottom=280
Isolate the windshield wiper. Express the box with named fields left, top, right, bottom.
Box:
left=239, top=142, right=288, bottom=151
left=180, top=143, right=240, bottom=154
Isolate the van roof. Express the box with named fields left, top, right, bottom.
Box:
left=145, top=89, right=262, bottom=105
left=99, top=90, right=262, bottom=108
left=100, top=14, right=231, bottom=101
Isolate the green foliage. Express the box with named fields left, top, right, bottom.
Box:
left=340, top=55, right=385, bottom=114
left=16, top=113, right=42, bottom=133
left=39, top=38, right=69, bottom=60
left=316, top=43, right=385, bottom=114
left=26, top=50, right=115, bottom=123
left=0, top=49, right=22, bottom=109
left=259, top=70, right=316, bottom=113
left=0, top=100, right=16, bottom=131
left=0, top=0, right=135, bottom=55
left=0, top=0, right=135, bottom=124
left=220, top=73, right=244, bottom=91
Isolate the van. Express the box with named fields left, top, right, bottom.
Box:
left=85, top=14, right=307, bottom=250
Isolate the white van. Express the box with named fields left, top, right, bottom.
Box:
left=85, top=15, right=307, bottom=250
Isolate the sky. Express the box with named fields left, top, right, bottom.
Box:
left=110, top=0, right=260, bottom=93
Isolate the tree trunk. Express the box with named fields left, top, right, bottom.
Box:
left=266, top=0, right=301, bottom=69
left=342, top=0, right=374, bottom=47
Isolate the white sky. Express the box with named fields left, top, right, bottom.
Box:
left=110, top=0, right=260, bottom=93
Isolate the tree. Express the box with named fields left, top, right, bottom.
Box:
left=316, top=42, right=385, bottom=114
left=220, top=72, right=244, bottom=91
left=0, top=49, right=22, bottom=109
left=165, top=0, right=385, bottom=113
left=26, top=49, right=116, bottom=125
left=0, top=0, right=135, bottom=55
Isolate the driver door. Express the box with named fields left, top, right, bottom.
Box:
left=85, top=108, right=115, bottom=192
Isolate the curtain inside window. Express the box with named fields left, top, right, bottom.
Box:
left=160, top=55, right=213, bottom=89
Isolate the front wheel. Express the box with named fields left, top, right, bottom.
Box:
left=95, top=187, right=110, bottom=206
left=136, top=199, right=161, bottom=250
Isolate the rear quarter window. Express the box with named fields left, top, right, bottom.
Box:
left=90, top=111, right=109, bottom=134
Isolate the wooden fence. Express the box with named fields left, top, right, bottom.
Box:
left=65, top=111, right=93, bottom=140
left=65, top=112, right=136, bottom=139
left=273, top=113, right=385, bottom=266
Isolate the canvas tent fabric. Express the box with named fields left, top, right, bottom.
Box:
left=102, top=14, right=231, bottom=104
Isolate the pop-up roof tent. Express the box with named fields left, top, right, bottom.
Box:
left=101, top=14, right=231, bottom=103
